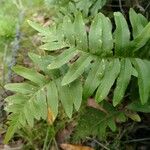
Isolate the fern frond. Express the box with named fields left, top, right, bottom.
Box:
left=4, top=53, right=83, bottom=143
left=29, top=9, right=150, bottom=106
left=4, top=8, right=150, bottom=144
left=73, top=102, right=126, bottom=141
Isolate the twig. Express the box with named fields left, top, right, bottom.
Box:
left=107, top=4, right=128, bottom=8
left=86, top=137, right=110, bottom=150
left=46, top=140, right=52, bottom=150
left=134, top=0, right=145, bottom=12
left=2, top=44, right=8, bottom=85
left=124, top=137, right=150, bottom=143
left=118, top=0, right=125, bottom=14
left=7, top=0, right=25, bottom=82
left=145, top=2, right=150, bottom=12
left=53, top=138, right=59, bottom=150
left=43, top=126, right=51, bottom=150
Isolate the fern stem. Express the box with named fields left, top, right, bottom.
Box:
left=53, top=138, right=59, bottom=150
left=43, top=126, right=51, bottom=150
left=46, top=139, right=52, bottom=150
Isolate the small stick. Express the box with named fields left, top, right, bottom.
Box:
left=118, top=0, right=125, bottom=14
left=86, top=137, right=110, bottom=150
left=145, top=2, right=150, bottom=12
left=53, top=138, right=59, bottom=150
left=124, top=137, right=150, bottom=143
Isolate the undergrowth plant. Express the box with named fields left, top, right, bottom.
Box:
left=0, top=0, right=18, bottom=83
left=4, top=0, right=150, bottom=147
left=0, top=0, right=48, bottom=84
left=45, top=0, right=107, bottom=17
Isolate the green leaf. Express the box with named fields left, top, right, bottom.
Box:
left=73, top=107, right=106, bottom=140
left=6, top=104, right=22, bottom=114
left=5, top=83, right=37, bottom=94
left=36, top=89, right=47, bottom=120
left=18, top=113, right=26, bottom=126
left=98, top=122, right=107, bottom=138
left=71, top=80, right=82, bottom=111
left=132, top=59, right=150, bottom=104
left=89, top=13, right=113, bottom=56
left=127, top=100, right=150, bottom=113
left=99, top=13, right=113, bottom=55
left=56, top=23, right=65, bottom=41
left=28, top=52, right=60, bottom=78
left=74, top=12, right=88, bottom=51
left=40, top=42, right=68, bottom=51
left=63, top=16, right=75, bottom=45
left=138, top=14, right=148, bottom=27
left=96, top=59, right=120, bottom=102
left=90, top=0, right=107, bottom=15
left=46, top=81, right=58, bottom=117
left=62, top=54, right=93, bottom=85
left=113, top=58, right=132, bottom=106
left=129, top=8, right=148, bottom=38
left=116, top=112, right=126, bottom=122
left=108, top=117, right=116, bottom=132
left=28, top=52, right=54, bottom=72
left=5, top=94, right=27, bottom=104
left=4, top=114, right=20, bottom=144
left=114, top=12, right=130, bottom=56
left=132, top=67, right=138, bottom=77
left=12, top=65, right=46, bottom=86
left=29, top=99, right=41, bottom=121
left=57, top=82, right=73, bottom=118
left=47, top=48, right=79, bottom=69
left=28, top=20, right=50, bottom=36
left=40, top=25, right=57, bottom=42
left=23, top=105, right=34, bottom=127
left=89, top=14, right=102, bottom=55
left=130, top=22, right=150, bottom=53
left=126, top=112, right=141, bottom=122
left=57, top=79, right=82, bottom=118
left=83, top=59, right=107, bottom=99
left=73, top=102, right=125, bottom=141
left=76, top=0, right=92, bottom=16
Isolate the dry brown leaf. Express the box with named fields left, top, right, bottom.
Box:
left=60, top=143, right=94, bottom=150
left=11, top=75, right=24, bottom=83
left=56, top=121, right=76, bottom=144
left=125, top=111, right=141, bottom=122
left=87, top=98, right=108, bottom=114
left=50, top=145, right=56, bottom=150
left=43, top=20, right=53, bottom=27
left=47, top=107, right=55, bottom=125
